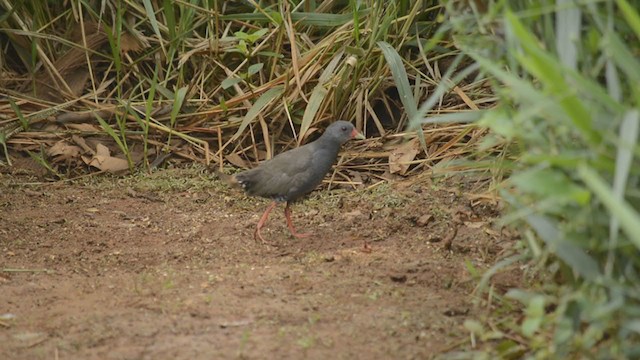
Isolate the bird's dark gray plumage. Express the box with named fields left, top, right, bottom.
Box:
left=221, top=120, right=364, bottom=242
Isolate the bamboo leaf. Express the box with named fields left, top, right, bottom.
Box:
left=506, top=10, right=600, bottom=144
left=579, top=165, right=640, bottom=250
left=611, top=110, right=639, bottom=238
left=526, top=214, right=600, bottom=280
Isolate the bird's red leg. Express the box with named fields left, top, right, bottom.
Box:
left=254, top=201, right=278, bottom=243
left=284, top=202, right=311, bottom=239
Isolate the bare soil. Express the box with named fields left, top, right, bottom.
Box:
left=0, top=166, right=513, bottom=359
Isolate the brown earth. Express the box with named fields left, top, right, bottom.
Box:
left=0, top=166, right=515, bottom=359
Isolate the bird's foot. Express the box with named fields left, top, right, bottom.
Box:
left=254, top=228, right=277, bottom=246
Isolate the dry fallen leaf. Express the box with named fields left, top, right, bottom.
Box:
left=47, top=140, right=82, bottom=161
left=82, top=143, right=129, bottom=172
left=389, top=138, right=420, bottom=175
left=225, top=152, right=249, bottom=169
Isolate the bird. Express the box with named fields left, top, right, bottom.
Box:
left=217, top=120, right=365, bottom=243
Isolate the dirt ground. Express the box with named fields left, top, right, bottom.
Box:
left=0, top=166, right=514, bottom=359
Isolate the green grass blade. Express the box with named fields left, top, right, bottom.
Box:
left=162, top=0, right=176, bottom=41
left=616, top=0, right=640, bottom=40
left=231, top=86, right=285, bottom=141
left=8, top=98, right=29, bottom=130
left=95, top=112, right=127, bottom=160
left=166, top=85, right=188, bottom=148
left=299, top=52, right=343, bottom=142
left=143, top=0, right=165, bottom=54
left=170, top=86, right=188, bottom=128
left=377, top=41, right=417, bottom=121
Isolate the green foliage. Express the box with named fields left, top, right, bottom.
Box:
left=445, top=0, right=640, bottom=357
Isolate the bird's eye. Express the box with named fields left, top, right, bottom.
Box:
left=341, top=125, right=348, bottom=131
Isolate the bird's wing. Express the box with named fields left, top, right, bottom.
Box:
left=238, top=144, right=316, bottom=199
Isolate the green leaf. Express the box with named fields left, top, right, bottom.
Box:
left=246, top=28, right=269, bottom=44
left=257, top=51, right=284, bottom=58
left=511, top=168, right=591, bottom=205
left=522, top=153, right=587, bottom=168
left=616, top=0, right=640, bottom=41
left=234, top=31, right=249, bottom=41
left=579, top=165, right=640, bottom=251
left=506, top=10, right=600, bottom=144
left=522, top=295, right=545, bottom=337
left=248, top=63, right=264, bottom=76
left=237, top=40, right=248, bottom=56
left=221, top=77, right=242, bottom=90
left=231, top=86, right=285, bottom=141
left=422, top=110, right=484, bottom=125
left=526, top=215, right=600, bottom=280
left=235, top=29, right=269, bottom=44
left=219, top=97, right=228, bottom=112
left=477, top=109, right=515, bottom=139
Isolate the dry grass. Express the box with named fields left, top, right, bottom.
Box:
left=0, top=0, right=497, bottom=185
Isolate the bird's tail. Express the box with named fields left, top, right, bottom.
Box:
left=213, top=167, right=241, bottom=188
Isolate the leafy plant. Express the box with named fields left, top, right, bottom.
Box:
left=441, top=0, right=640, bottom=357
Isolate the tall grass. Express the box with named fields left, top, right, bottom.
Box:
left=0, top=0, right=491, bottom=178
left=439, top=0, right=640, bottom=357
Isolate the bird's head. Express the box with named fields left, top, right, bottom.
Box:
left=325, top=120, right=365, bottom=144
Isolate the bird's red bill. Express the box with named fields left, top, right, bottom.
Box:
left=351, top=128, right=366, bottom=140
